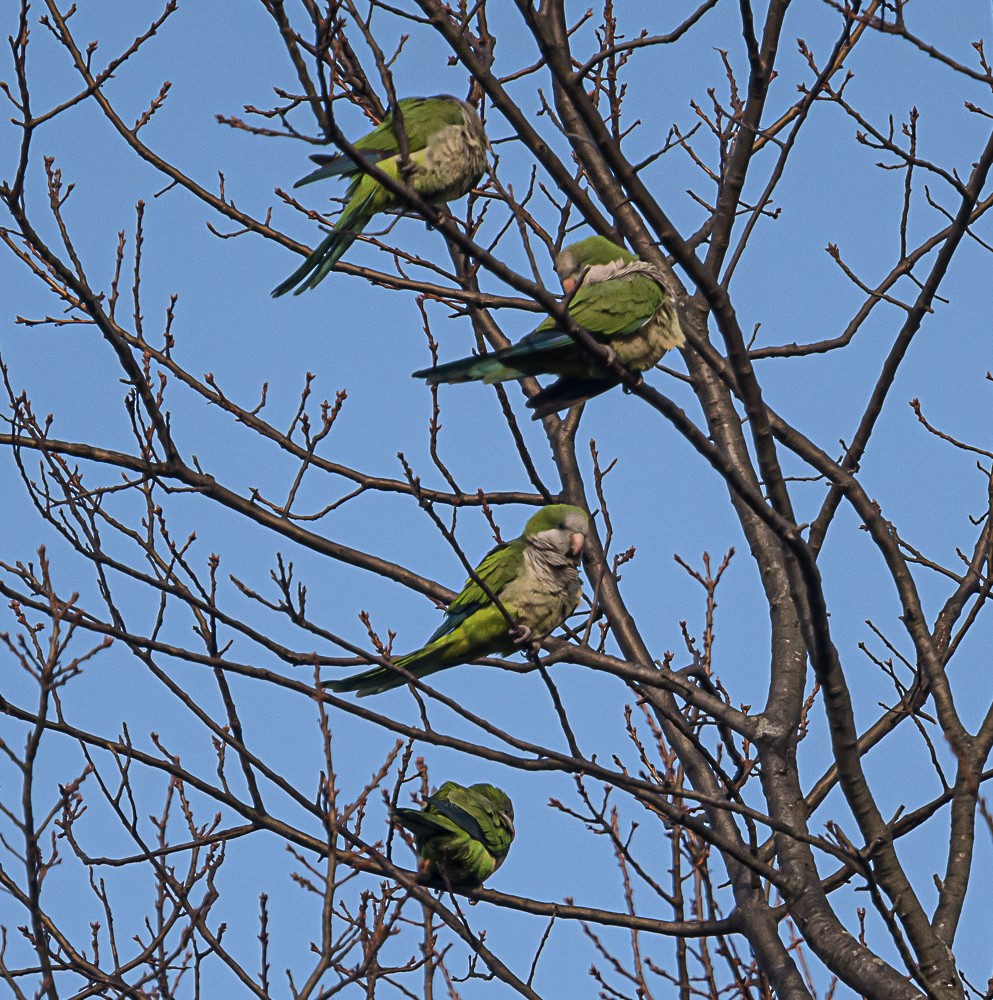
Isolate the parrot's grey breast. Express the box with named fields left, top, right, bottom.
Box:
left=501, top=548, right=581, bottom=640
left=418, top=106, right=487, bottom=203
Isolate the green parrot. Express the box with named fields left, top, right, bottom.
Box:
left=327, top=504, right=589, bottom=697
left=392, top=781, right=515, bottom=885
left=273, top=96, right=487, bottom=295
left=412, top=235, right=684, bottom=418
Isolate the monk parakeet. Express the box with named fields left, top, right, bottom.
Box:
left=412, top=235, right=684, bottom=417
left=273, top=96, right=487, bottom=295
left=327, top=504, right=589, bottom=697
left=392, top=781, right=515, bottom=885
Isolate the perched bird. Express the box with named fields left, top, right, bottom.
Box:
left=413, top=235, right=684, bottom=418
left=327, top=504, right=589, bottom=696
left=273, top=96, right=487, bottom=295
left=392, top=781, right=515, bottom=886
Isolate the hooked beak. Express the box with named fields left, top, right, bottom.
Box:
left=569, top=532, right=586, bottom=557
left=561, top=276, right=577, bottom=295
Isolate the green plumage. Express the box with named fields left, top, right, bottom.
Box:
left=413, top=236, right=685, bottom=417
left=392, top=781, right=515, bottom=885
left=327, top=504, right=589, bottom=696
left=273, top=96, right=487, bottom=295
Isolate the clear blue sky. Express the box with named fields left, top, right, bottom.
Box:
left=3, top=3, right=993, bottom=996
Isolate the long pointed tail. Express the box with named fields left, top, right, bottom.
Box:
left=272, top=200, right=373, bottom=297
left=272, top=222, right=363, bottom=297
left=414, top=327, right=577, bottom=386
left=324, top=627, right=478, bottom=697
left=323, top=647, right=447, bottom=698
left=412, top=353, right=526, bottom=386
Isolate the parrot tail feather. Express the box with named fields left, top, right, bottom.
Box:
left=272, top=197, right=376, bottom=297
left=272, top=230, right=339, bottom=298
left=412, top=354, right=526, bottom=386
left=323, top=647, right=446, bottom=698
left=271, top=220, right=364, bottom=297
left=324, top=627, right=476, bottom=697
left=526, top=376, right=619, bottom=419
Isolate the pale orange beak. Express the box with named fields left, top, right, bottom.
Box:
left=562, top=277, right=577, bottom=295
left=569, top=532, right=586, bottom=557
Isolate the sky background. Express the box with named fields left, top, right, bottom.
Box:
left=3, top=2, right=993, bottom=996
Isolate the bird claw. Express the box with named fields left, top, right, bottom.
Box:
left=508, top=623, right=532, bottom=646
left=510, top=624, right=543, bottom=665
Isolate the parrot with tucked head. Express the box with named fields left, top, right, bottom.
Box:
left=412, top=235, right=684, bottom=418
left=392, top=781, right=515, bottom=886
left=326, top=504, right=589, bottom=697
left=273, top=95, right=488, bottom=296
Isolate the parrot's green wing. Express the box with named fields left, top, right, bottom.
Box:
left=363, top=97, right=466, bottom=154
left=440, top=273, right=664, bottom=382
left=427, top=537, right=527, bottom=643
left=541, top=271, right=665, bottom=340
left=464, top=785, right=514, bottom=856
left=425, top=795, right=487, bottom=843
left=294, top=98, right=466, bottom=187
left=351, top=97, right=467, bottom=160
left=427, top=786, right=511, bottom=855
